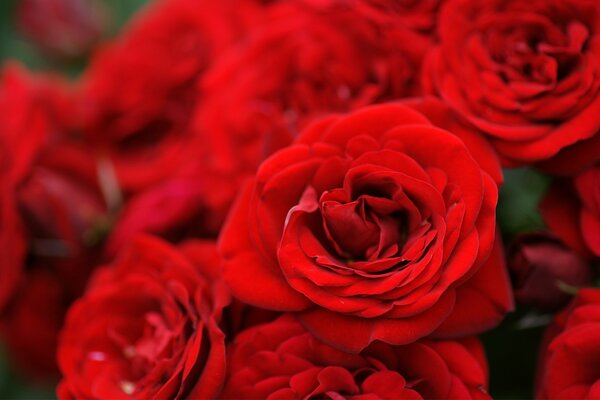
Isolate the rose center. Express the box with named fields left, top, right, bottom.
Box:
left=321, top=195, right=406, bottom=262
left=486, top=20, right=588, bottom=84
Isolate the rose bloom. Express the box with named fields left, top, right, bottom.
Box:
left=78, top=0, right=256, bottom=194
left=223, top=315, right=491, bottom=399
left=536, top=288, right=600, bottom=399
left=424, top=0, right=600, bottom=173
left=540, top=166, right=600, bottom=258
left=77, top=0, right=268, bottom=245
left=508, top=232, right=594, bottom=311
left=57, top=236, right=228, bottom=399
left=194, top=0, right=432, bottom=218
left=219, top=103, right=513, bottom=352
left=0, top=64, right=106, bottom=377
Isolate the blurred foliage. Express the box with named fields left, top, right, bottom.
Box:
left=0, top=346, right=56, bottom=400
left=482, top=306, right=547, bottom=399
left=488, top=167, right=552, bottom=399
left=0, top=0, right=148, bottom=76
left=498, top=167, right=551, bottom=238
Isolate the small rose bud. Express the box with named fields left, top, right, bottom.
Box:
left=508, top=232, right=595, bottom=311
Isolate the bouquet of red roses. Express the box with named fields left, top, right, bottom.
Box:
left=1, top=0, right=599, bottom=398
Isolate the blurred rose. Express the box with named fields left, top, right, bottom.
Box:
left=536, top=289, right=600, bottom=399
left=0, top=63, right=106, bottom=379
left=78, top=0, right=256, bottom=194
left=16, top=0, right=109, bottom=60
left=76, top=0, right=267, bottom=243
left=508, top=232, right=594, bottom=311
left=195, top=0, right=432, bottom=223
left=306, top=0, right=445, bottom=33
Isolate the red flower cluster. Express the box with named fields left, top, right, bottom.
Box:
left=0, top=0, right=599, bottom=398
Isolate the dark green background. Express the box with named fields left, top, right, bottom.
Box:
left=0, top=1, right=553, bottom=397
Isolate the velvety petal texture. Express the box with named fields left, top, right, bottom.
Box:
left=222, top=315, right=491, bottom=400
left=424, top=0, right=600, bottom=172
left=219, top=103, right=512, bottom=352
left=57, top=236, right=229, bottom=399
left=540, top=165, right=600, bottom=258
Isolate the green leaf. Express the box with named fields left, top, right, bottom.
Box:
left=498, top=167, right=551, bottom=237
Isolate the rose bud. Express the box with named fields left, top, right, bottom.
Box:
left=508, top=232, right=595, bottom=311
left=16, top=0, right=109, bottom=60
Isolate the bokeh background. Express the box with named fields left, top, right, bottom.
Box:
left=0, top=1, right=559, bottom=398
left=0, top=3, right=146, bottom=398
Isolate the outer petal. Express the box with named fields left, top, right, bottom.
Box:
left=540, top=183, right=590, bottom=257
left=297, top=103, right=432, bottom=147
left=431, top=234, right=514, bottom=338
left=297, top=290, right=456, bottom=353
left=581, top=209, right=600, bottom=256
left=403, top=96, right=503, bottom=185
left=219, top=180, right=311, bottom=311
left=537, top=130, right=600, bottom=175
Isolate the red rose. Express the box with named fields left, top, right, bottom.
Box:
left=78, top=0, right=251, bottom=194
left=194, top=0, right=432, bottom=218
left=57, top=236, right=228, bottom=399
left=0, top=64, right=107, bottom=378
left=536, top=288, right=600, bottom=399
left=0, top=63, right=104, bottom=310
left=219, top=103, right=513, bottom=352
left=223, top=315, right=491, bottom=399
left=17, top=0, right=108, bottom=60
left=540, top=166, right=600, bottom=258
left=508, top=232, right=594, bottom=311
left=401, top=97, right=504, bottom=185
left=424, top=0, right=600, bottom=173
